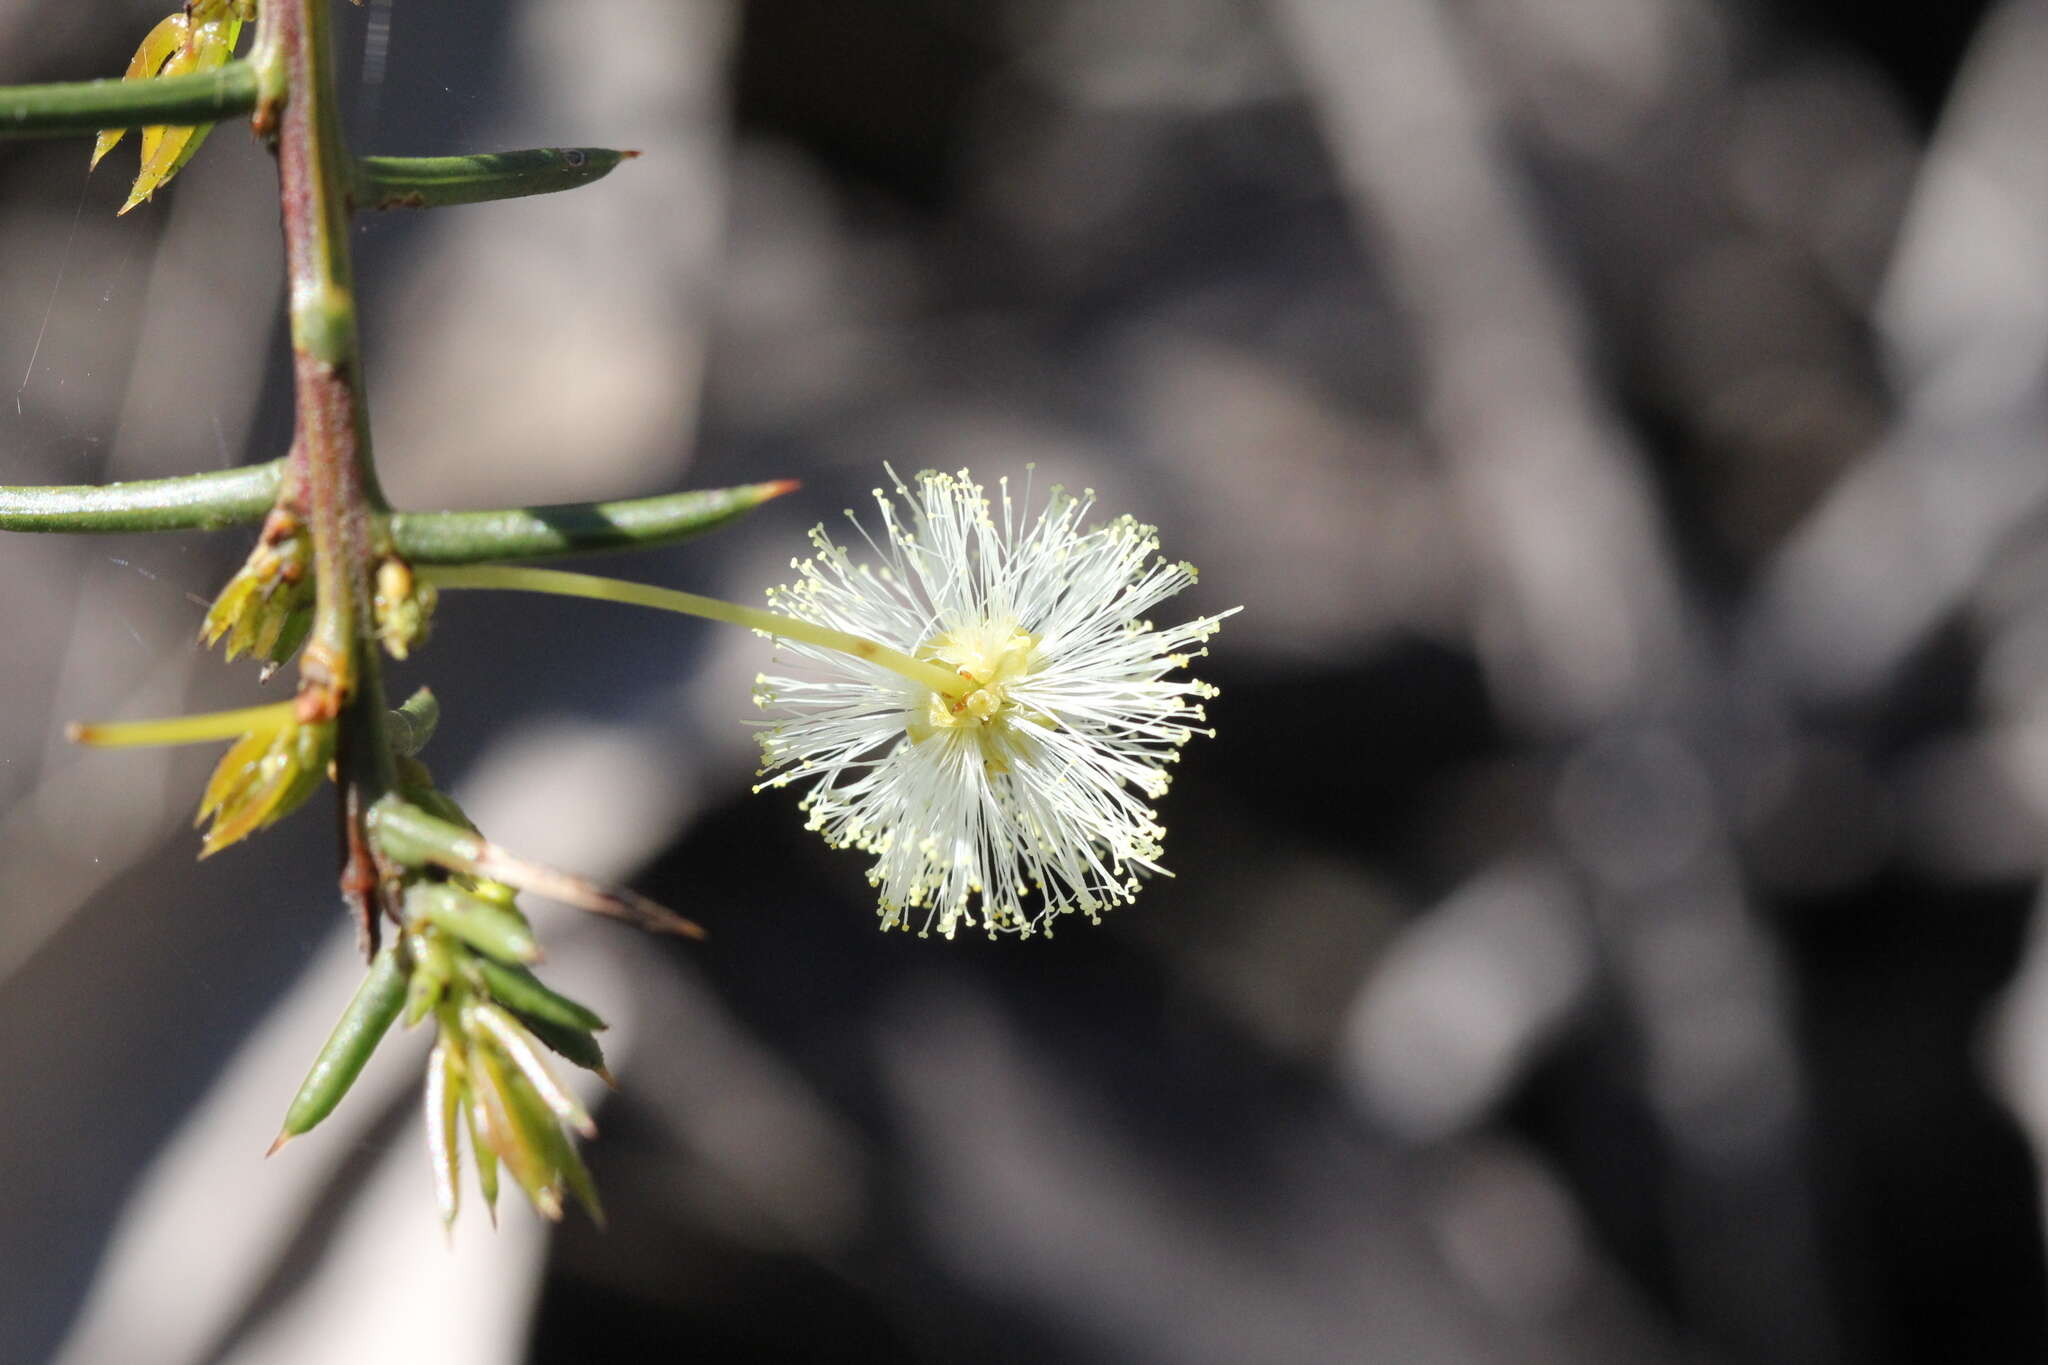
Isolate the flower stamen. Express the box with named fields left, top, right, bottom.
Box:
left=752, top=467, right=1237, bottom=937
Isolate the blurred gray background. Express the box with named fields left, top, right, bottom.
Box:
left=3, top=0, right=2046, bottom=1361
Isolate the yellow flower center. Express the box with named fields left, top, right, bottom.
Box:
left=908, top=626, right=1042, bottom=767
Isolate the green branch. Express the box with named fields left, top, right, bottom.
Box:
left=391, top=480, right=796, bottom=563
left=0, top=61, right=257, bottom=139
left=0, top=472, right=793, bottom=557
left=357, top=148, right=637, bottom=211
left=0, top=461, right=281, bottom=532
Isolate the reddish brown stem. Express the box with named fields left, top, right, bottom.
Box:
left=260, top=0, right=401, bottom=944
left=268, top=0, right=384, bottom=712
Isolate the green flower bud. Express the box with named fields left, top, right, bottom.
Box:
left=425, top=1039, right=464, bottom=1228
left=194, top=706, right=335, bottom=857
left=201, top=509, right=314, bottom=671
left=407, top=882, right=540, bottom=965
left=373, top=557, right=437, bottom=661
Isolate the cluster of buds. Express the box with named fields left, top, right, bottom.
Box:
left=262, top=729, right=699, bottom=1225
left=75, top=683, right=700, bottom=1226
left=91, top=0, right=254, bottom=213
left=389, top=761, right=605, bottom=1223
left=272, top=851, right=613, bottom=1226
left=416, top=924, right=607, bottom=1225
left=201, top=508, right=314, bottom=676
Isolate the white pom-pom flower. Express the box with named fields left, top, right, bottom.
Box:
left=754, top=468, right=1236, bottom=938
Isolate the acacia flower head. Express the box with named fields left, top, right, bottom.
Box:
left=753, top=468, right=1236, bottom=938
